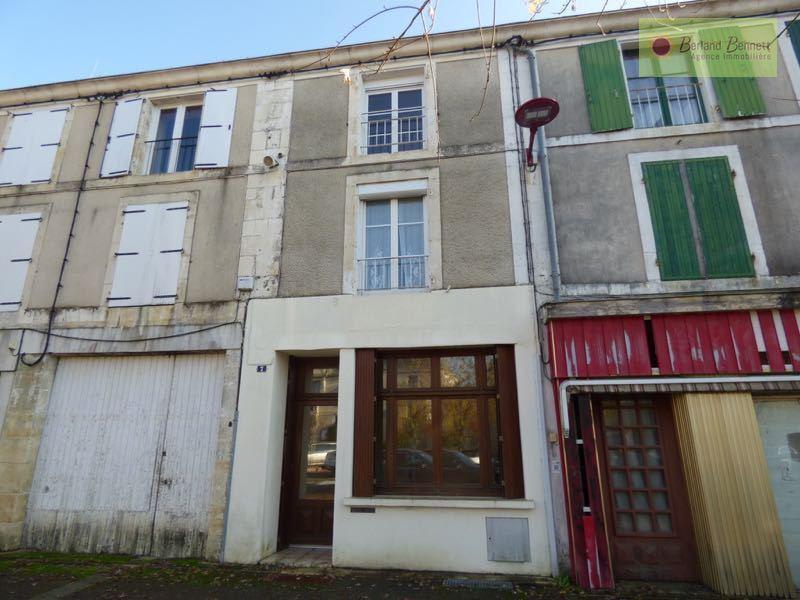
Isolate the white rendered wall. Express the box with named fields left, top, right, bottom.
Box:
left=224, top=285, right=555, bottom=575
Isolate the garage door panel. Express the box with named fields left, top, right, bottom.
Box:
left=24, top=353, right=225, bottom=558
left=28, top=356, right=171, bottom=512
left=152, top=354, right=224, bottom=557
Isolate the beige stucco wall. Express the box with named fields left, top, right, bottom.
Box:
left=549, top=125, right=800, bottom=284
left=436, top=57, right=505, bottom=148
left=288, top=76, right=349, bottom=163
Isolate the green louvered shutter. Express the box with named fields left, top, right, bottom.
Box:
left=789, top=20, right=800, bottom=63
left=685, top=157, right=755, bottom=278
left=579, top=40, right=634, bottom=132
left=642, top=161, right=701, bottom=281
left=699, top=26, right=766, bottom=119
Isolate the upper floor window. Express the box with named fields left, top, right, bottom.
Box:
left=107, top=201, right=188, bottom=307
left=99, top=88, right=238, bottom=178
left=0, top=107, right=67, bottom=186
left=0, top=212, right=41, bottom=311
left=147, top=104, right=203, bottom=174
left=360, top=196, right=427, bottom=291
left=624, top=49, right=707, bottom=129
left=364, top=85, right=424, bottom=155
left=641, top=156, right=754, bottom=281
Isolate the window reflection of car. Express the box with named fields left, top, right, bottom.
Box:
left=397, top=448, right=434, bottom=483
left=442, top=449, right=480, bottom=484
left=306, top=442, right=337, bottom=475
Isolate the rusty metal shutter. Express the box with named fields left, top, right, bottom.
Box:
left=578, top=40, right=633, bottom=133
left=699, top=26, right=766, bottom=119
left=685, top=157, right=755, bottom=278
left=352, top=349, right=376, bottom=497
left=497, top=345, right=524, bottom=500
left=642, top=161, right=701, bottom=281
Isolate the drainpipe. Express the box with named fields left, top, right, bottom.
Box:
left=519, top=45, right=561, bottom=301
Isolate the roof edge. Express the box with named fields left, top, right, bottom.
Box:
left=1, top=0, right=796, bottom=108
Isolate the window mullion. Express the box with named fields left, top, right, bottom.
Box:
left=655, top=77, right=673, bottom=127
left=391, top=91, right=399, bottom=153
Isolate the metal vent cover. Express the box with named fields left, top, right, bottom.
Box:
left=486, top=517, right=531, bottom=563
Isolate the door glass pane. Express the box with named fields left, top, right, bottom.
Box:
left=150, top=108, right=176, bottom=174
left=395, top=399, right=433, bottom=485
left=440, top=356, right=477, bottom=388
left=298, top=405, right=338, bottom=499
left=305, top=367, right=339, bottom=394
left=485, top=354, right=496, bottom=388
left=396, top=358, right=431, bottom=389
left=367, top=92, right=392, bottom=154
left=397, top=89, right=423, bottom=151
left=176, top=105, right=202, bottom=172
left=441, top=399, right=481, bottom=486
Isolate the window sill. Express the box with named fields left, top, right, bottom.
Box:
left=343, top=497, right=535, bottom=510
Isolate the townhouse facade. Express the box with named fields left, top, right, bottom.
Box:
left=0, top=0, right=798, bottom=596
left=536, top=1, right=800, bottom=597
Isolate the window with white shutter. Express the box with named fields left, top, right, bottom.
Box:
left=0, top=107, right=67, bottom=186
left=100, top=98, right=143, bottom=178
left=108, top=202, right=188, bottom=307
left=0, top=213, right=42, bottom=311
left=194, top=88, right=237, bottom=169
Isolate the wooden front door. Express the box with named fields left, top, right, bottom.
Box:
left=280, top=358, right=339, bottom=546
left=594, top=395, right=699, bottom=582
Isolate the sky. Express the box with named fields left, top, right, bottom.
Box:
left=0, top=0, right=662, bottom=90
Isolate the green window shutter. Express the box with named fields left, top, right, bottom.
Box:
left=579, top=40, right=633, bottom=132
left=685, top=158, right=755, bottom=278
left=642, top=161, right=701, bottom=281
left=699, top=26, right=766, bottom=119
left=789, top=20, right=800, bottom=63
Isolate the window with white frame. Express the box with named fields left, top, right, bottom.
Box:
left=0, top=107, right=67, bottom=186
left=364, top=82, right=424, bottom=155
left=361, top=196, right=427, bottom=291
left=99, top=88, right=238, bottom=178
left=0, top=213, right=41, bottom=311
left=623, top=48, right=707, bottom=129
left=146, top=104, right=203, bottom=174
left=108, top=201, right=188, bottom=307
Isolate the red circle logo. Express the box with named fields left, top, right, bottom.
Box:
left=652, top=37, right=671, bottom=57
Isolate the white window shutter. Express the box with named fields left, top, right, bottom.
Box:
left=108, top=205, right=156, bottom=307
left=0, top=113, right=35, bottom=186
left=194, top=88, right=237, bottom=169
left=28, top=108, right=68, bottom=184
left=0, top=212, right=41, bottom=311
left=100, top=98, right=143, bottom=178
left=152, top=202, right=188, bottom=303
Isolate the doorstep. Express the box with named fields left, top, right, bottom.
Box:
left=261, top=546, right=333, bottom=568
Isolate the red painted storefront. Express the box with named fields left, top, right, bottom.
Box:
left=547, top=308, right=800, bottom=590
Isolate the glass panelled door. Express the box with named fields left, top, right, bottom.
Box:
left=595, top=395, right=699, bottom=582
left=280, top=359, right=339, bottom=546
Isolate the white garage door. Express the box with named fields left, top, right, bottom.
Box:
left=25, top=354, right=224, bottom=557
left=756, top=398, right=800, bottom=588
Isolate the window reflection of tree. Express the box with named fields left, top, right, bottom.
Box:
left=440, top=356, right=477, bottom=388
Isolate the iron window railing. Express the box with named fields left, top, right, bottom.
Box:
left=630, top=82, right=707, bottom=129
left=362, top=108, right=425, bottom=154
left=145, top=136, right=198, bottom=174
left=358, top=255, right=428, bottom=291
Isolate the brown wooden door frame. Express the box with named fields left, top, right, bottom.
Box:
left=278, top=357, right=339, bottom=548
left=592, top=393, right=700, bottom=582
